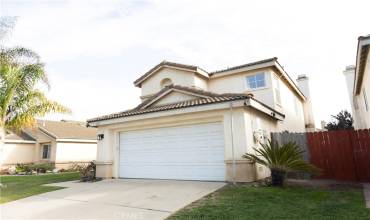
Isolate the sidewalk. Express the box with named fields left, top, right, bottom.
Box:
left=364, top=184, right=370, bottom=208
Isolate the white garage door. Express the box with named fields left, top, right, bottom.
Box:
left=119, top=122, right=225, bottom=181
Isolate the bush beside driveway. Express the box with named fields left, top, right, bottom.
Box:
left=168, top=185, right=370, bottom=220
left=0, top=172, right=79, bottom=204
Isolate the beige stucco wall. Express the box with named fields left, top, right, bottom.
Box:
left=209, top=68, right=305, bottom=132
left=209, top=68, right=276, bottom=108
left=273, top=72, right=306, bottom=132
left=55, top=142, right=97, bottom=163
left=154, top=91, right=197, bottom=106
left=140, top=68, right=207, bottom=98
left=94, top=104, right=279, bottom=182
left=2, top=143, right=36, bottom=166
left=353, top=50, right=370, bottom=129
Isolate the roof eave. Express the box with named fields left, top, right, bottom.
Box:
left=210, top=59, right=306, bottom=101
left=88, top=97, right=284, bottom=126
left=210, top=59, right=277, bottom=77
left=272, top=60, right=306, bottom=101
left=354, top=36, right=370, bottom=95
left=134, top=64, right=209, bottom=88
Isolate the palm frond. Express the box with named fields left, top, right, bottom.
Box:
left=0, top=46, right=71, bottom=130
left=243, top=140, right=320, bottom=174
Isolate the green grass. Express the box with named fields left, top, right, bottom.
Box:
left=168, top=185, right=370, bottom=220
left=0, top=172, right=80, bottom=204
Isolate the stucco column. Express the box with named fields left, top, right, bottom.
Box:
left=95, top=128, right=115, bottom=178
left=223, top=108, right=256, bottom=182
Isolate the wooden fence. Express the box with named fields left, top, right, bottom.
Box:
left=271, top=129, right=370, bottom=182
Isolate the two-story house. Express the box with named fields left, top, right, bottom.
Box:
left=343, top=35, right=370, bottom=129
left=88, top=57, right=314, bottom=182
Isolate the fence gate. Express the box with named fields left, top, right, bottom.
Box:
left=307, top=131, right=358, bottom=181
left=350, top=129, right=370, bottom=182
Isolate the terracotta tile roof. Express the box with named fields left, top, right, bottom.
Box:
left=87, top=85, right=250, bottom=123
left=210, top=57, right=277, bottom=75
left=134, top=85, right=224, bottom=110
left=35, top=120, right=97, bottom=140
left=134, top=61, right=208, bottom=87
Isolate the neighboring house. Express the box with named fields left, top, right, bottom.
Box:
left=88, top=57, right=315, bottom=182
left=343, top=35, right=370, bottom=129
left=1, top=120, right=97, bottom=170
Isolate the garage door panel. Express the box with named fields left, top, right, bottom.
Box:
left=120, top=164, right=225, bottom=181
left=119, top=122, right=225, bottom=181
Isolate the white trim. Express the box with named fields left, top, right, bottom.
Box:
left=89, top=99, right=284, bottom=127
left=90, top=101, right=246, bottom=126
left=245, top=72, right=267, bottom=90
left=210, top=61, right=275, bottom=78
left=354, top=37, right=370, bottom=95
left=273, top=61, right=306, bottom=101
left=55, top=139, right=97, bottom=143
left=141, top=88, right=211, bottom=109
left=246, top=99, right=285, bottom=121
left=95, top=161, right=113, bottom=165
left=134, top=65, right=209, bottom=87
left=4, top=140, right=36, bottom=144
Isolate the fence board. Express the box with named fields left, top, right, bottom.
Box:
left=274, top=129, right=370, bottom=182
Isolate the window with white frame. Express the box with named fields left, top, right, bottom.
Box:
left=364, top=89, right=369, bottom=111
left=274, top=75, right=281, bottom=105
left=246, top=73, right=265, bottom=90
left=42, top=144, right=51, bottom=159
left=294, top=98, right=299, bottom=115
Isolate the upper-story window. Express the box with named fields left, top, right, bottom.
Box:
left=160, top=78, right=173, bottom=88
left=246, top=73, right=266, bottom=90
left=363, top=88, right=369, bottom=111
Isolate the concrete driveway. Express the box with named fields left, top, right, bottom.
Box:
left=0, top=179, right=225, bottom=220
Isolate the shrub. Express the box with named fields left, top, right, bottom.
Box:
left=75, top=161, right=96, bottom=182
left=30, top=163, right=55, bottom=173
left=15, top=163, right=32, bottom=174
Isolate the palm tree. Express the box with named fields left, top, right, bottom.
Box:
left=0, top=47, right=71, bottom=157
left=243, top=140, right=320, bottom=186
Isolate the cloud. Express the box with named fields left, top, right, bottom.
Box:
left=2, top=0, right=369, bottom=125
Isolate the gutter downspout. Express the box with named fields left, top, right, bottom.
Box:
left=229, top=102, right=236, bottom=185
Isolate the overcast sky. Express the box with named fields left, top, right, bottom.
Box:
left=1, top=0, right=369, bottom=127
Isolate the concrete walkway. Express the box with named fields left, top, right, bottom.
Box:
left=364, top=183, right=370, bottom=208
left=0, top=179, right=225, bottom=220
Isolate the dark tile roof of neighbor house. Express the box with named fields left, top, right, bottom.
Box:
left=87, top=85, right=283, bottom=123
left=5, top=130, right=36, bottom=141
left=31, top=120, right=97, bottom=140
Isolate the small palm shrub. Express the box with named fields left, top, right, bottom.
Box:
left=243, top=140, right=320, bottom=186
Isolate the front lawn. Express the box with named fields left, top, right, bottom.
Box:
left=168, top=185, right=370, bottom=220
left=0, top=172, right=80, bottom=204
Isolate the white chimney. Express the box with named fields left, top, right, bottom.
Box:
left=297, top=74, right=315, bottom=131
left=342, top=65, right=357, bottom=128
